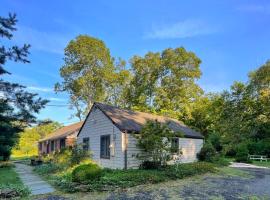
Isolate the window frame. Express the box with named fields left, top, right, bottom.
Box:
left=100, top=135, right=110, bottom=159
left=82, top=137, right=90, bottom=151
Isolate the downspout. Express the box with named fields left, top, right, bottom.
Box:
left=124, top=131, right=128, bottom=170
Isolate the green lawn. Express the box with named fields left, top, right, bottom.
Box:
left=252, top=161, right=270, bottom=168
left=0, top=166, right=22, bottom=185
left=0, top=163, right=30, bottom=198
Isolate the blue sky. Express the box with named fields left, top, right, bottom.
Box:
left=1, top=0, right=270, bottom=125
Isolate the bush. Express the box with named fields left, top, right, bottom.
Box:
left=34, top=163, right=63, bottom=175
left=212, top=156, right=230, bottom=166
left=235, top=143, right=250, bottom=163
left=164, top=162, right=216, bottom=179
left=197, top=142, right=216, bottom=162
left=70, top=145, right=91, bottom=166
left=208, top=132, right=222, bottom=152
left=72, top=163, right=102, bottom=182
left=247, top=139, right=270, bottom=158
left=140, top=161, right=161, bottom=169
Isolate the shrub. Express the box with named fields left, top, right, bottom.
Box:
left=235, top=143, right=250, bottom=163
left=72, top=163, right=102, bottom=182
left=140, top=161, right=161, bottom=169
left=208, top=132, right=222, bottom=152
left=34, top=163, right=63, bottom=175
left=70, top=145, right=91, bottom=166
left=165, top=162, right=216, bottom=179
left=212, top=156, right=230, bottom=166
left=197, top=142, right=216, bottom=162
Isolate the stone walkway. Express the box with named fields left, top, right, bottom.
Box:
left=14, top=163, right=55, bottom=195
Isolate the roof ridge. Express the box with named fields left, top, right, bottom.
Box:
left=94, top=102, right=186, bottom=126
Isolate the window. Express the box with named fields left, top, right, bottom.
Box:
left=171, top=138, right=179, bottom=153
left=51, top=140, right=55, bottom=152
left=83, top=137, right=90, bottom=151
left=60, top=138, right=65, bottom=149
left=100, top=135, right=110, bottom=159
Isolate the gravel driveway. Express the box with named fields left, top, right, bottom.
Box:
left=105, top=168, right=270, bottom=200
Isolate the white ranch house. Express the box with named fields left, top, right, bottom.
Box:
left=77, top=102, right=204, bottom=169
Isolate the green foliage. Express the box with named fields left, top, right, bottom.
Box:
left=247, top=139, right=270, bottom=158
left=126, top=47, right=203, bottom=116
left=34, top=163, right=63, bottom=175
left=72, top=163, right=102, bottom=182
left=185, top=61, right=270, bottom=160
left=51, top=162, right=215, bottom=192
left=135, top=120, right=181, bottom=166
left=197, top=142, right=216, bottom=162
left=35, top=146, right=91, bottom=176
left=0, top=166, right=30, bottom=198
left=70, top=145, right=91, bottom=166
left=208, top=132, right=222, bottom=152
left=12, top=121, right=61, bottom=157
left=0, top=13, right=48, bottom=161
left=235, top=143, right=250, bottom=163
left=164, top=162, right=216, bottom=179
left=55, top=35, right=131, bottom=120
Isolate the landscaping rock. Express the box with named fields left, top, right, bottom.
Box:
left=0, top=188, right=19, bottom=198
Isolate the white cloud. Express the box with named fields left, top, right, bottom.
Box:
left=145, top=19, right=217, bottom=39
left=237, top=4, right=270, bottom=14
left=27, top=86, right=54, bottom=92
left=48, top=97, right=67, bottom=102
left=14, top=26, right=72, bottom=54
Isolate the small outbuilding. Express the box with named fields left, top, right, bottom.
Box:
left=77, top=102, right=204, bottom=169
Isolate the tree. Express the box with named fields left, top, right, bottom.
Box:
left=55, top=35, right=131, bottom=120
left=126, top=47, right=203, bottom=118
left=135, top=120, right=183, bottom=166
left=12, top=121, right=61, bottom=157
left=0, top=13, right=48, bottom=160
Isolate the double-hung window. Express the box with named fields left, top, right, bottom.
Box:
left=83, top=137, right=90, bottom=151
left=100, top=135, right=110, bottom=159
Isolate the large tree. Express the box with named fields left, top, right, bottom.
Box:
left=55, top=35, right=131, bottom=120
left=126, top=47, right=203, bottom=118
left=0, top=13, right=48, bottom=160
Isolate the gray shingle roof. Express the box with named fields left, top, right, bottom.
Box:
left=92, top=102, right=203, bottom=139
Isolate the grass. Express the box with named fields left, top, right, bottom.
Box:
left=0, top=163, right=30, bottom=198
left=0, top=165, right=22, bottom=185
left=251, top=161, right=270, bottom=168
left=218, top=167, right=252, bottom=178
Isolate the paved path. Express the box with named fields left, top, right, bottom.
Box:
left=14, top=163, right=55, bottom=195
left=230, top=162, right=269, bottom=169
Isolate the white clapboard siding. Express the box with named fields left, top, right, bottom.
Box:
left=127, top=134, right=142, bottom=169
left=178, top=138, right=203, bottom=163
left=77, top=107, right=125, bottom=169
